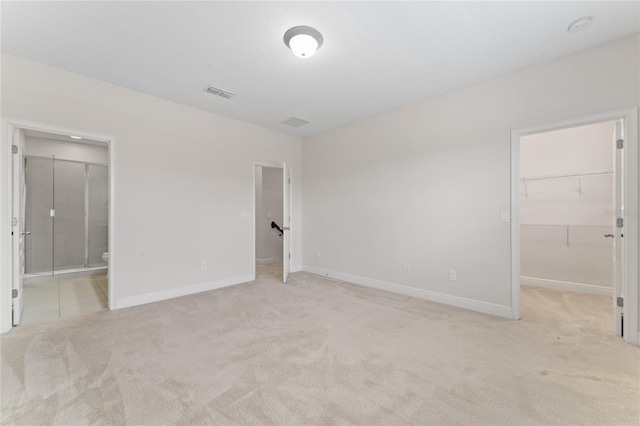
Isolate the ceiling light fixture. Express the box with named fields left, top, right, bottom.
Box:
left=567, top=16, right=593, bottom=33
left=70, top=135, right=82, bottom=140
left=284, top=26, right=323, bottom=58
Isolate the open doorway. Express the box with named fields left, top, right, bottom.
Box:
left=253, top=163, right=291, bottom=283
left=5, top=119, right=115, bottom=330
left=511, top=108, right=639, bottom=345
left=519, top=121, right=618, bottom=334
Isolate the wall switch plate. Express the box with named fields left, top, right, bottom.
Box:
left=449, top=270, right=457, bottom=281
left=200, top=261, right=207, bottom=270
left=500, top=211, right=510, bottom=223
left=403, top=264, right=411, bottom=274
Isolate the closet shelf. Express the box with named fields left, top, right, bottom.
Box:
left=520, top=169, right=612, bottom=197
left=521, top=223, right=613, bottom=247
left=520, top=169, right=612, bottom=182
left=521, top=224, right=611, bottom=231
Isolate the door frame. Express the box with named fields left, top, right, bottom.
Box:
left=510, top=107, right=639, bottom=345
left=1, top=117, right=117, bottom=333
left=251, top=162, right=292, bottom=281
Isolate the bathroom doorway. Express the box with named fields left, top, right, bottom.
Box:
left=6, top=120, right=114, bottom=328
left=253, top=163, right=292, bottom=283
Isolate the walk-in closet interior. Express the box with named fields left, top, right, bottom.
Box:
left=520, top=121, right=617, bottom=326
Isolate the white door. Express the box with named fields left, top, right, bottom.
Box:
left=282, top=162, right=291, bottom=283
left=612, top=120, right=624, bottom=336
left=11, top=129, right=25, bottom=325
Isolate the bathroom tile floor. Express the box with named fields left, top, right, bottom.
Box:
left=21, top=274, right=108, bottom=325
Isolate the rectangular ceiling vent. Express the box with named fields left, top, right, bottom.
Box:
left=281, top=116, right=310, bottom=128
left=205, top=86, right=234, bottom=99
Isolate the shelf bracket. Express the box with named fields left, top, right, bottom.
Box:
left=577, top=174, right=582, bottom=195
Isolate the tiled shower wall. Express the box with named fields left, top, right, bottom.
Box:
left=25, top=157, right=108, bottom=274
left=88, top=165, right=108, bottom=267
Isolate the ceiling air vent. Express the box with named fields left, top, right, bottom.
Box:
left=205, top=86, right=234, bottom=99
left=281, top=116, right=310, bottom=127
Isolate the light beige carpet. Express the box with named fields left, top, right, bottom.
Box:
left=1, top=265, right=639, bottom=425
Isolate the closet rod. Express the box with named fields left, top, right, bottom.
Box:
left=520, top=169, right=612, bottom=182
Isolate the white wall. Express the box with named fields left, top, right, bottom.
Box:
left=302, top=34, right=639, bottom=317
left=1, top=53, right=302, bottom=328
left=255, top=166, right=283, bottom=263
left=520, top=121, right=615, bottom=291
left=24, top=137, right=108, bottom=164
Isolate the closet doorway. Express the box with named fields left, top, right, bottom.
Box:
left=253, top=163, right=292, bottom=283
left=511, top=108, right=638, bottom=345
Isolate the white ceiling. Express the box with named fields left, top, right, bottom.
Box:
left=2, top=1, right=638, bottom=138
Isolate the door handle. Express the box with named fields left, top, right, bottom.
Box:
left=283, top=227, right=290, bottom=231
left=21, top=231, right=31, bottom=236
left=604, top=234, right=614, bottom=238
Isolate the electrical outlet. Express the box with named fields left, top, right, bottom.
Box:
left=500, top=211, right=510, bottom=223
left=403, top=264, right=411, bottom=274
left=200, top=261, right=207, bottom=270
left=449, top=270, right=457, bottom=281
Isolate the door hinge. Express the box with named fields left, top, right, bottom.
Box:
left=617, top=297, right=624, bottom=307
left=616, top=139, right=623, bottom=149
left=11, top=217, right=18, bottom=227
left=12, top=145, right=18, bottom=154
left=12, top=289, right=18, bottom=298
left=288, top=253, right=291, bottom=259
left=288, top=178, right=291, bottom=184
left=617, top=218, right=624, bottom=228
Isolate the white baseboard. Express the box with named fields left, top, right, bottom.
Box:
left=291, top=265, right=302, bottom=273
left=521, top=276, right=613, bottom=296
left=116, top=274, right=253, bottom=309
left=256, top=258, right=275, bottom=265
left=302, top=266, right=512, bottom=319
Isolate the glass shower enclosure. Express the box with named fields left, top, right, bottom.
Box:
left=24, top=156, right=108, bottom=275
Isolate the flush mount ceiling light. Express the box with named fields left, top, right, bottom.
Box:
left=70, top=135, right=82, bottom=140
left=567, top=16, right=593, bottom=33
left=284, top=26, right=323, bottom=58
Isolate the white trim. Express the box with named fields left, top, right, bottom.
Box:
left=290, top=265, right=302, bottom=273
left=521, top=277, right=613, bottom=296
left=116, top=274, right=253, bottom=309
left=303, top=266, right=512, bottom=319
left=0, top=117, right=116, bottom=333
left=511, top=107, right=639, bottom=346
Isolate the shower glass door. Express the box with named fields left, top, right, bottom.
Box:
left=24, top=157, right=109, bottom=274
left=24, top=156, right=55, bottom=274
left=53, top=159, right=86, bottom=271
